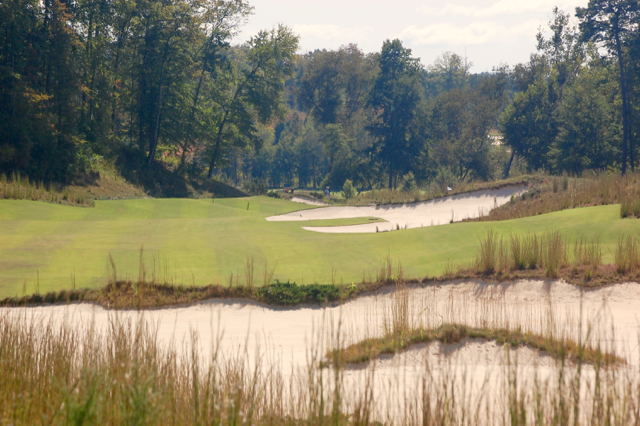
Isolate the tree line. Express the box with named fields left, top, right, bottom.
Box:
left=0, top=0, right=296, bottom=183
left=1, top=0, right=639, bottom=191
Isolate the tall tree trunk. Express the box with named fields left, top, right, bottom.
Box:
left=138, top=16, right=151, bottom=150
left=615, top=22, right=630, bottom=175
left=147, top=49, right=167, bottom=166
left=81, top=8, right=94, bottom=124
left=504, top=148, right=516, bottom=178
left=207, top=112, right=229, bottom=178
left=388, top=163, right=393, bottom=189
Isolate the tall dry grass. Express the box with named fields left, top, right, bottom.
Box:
left=475, top=231, right=579, bottom=278
left=477, top=173, right=640, bottom=221
left=3, top=291, right=640, bottom=424
left=615, top=235, right=640, bottom=274
left=0, top=173, right=94, bottom=206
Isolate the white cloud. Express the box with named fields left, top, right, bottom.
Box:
left=420, top=0, right=584, bottom=18
left=238, top=0, right=591, bottom=71
left=401, top=19, right=540, bottom=46
left=292, top=24, right=372, bottom=46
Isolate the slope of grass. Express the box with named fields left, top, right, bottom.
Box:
left=1, top=196, right=639, bottom=298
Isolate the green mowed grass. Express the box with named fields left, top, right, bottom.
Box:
left=0, top=196, right=638, bottom=298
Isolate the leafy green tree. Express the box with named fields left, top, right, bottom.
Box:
left=577, top=0, right=640, bottom=173
left=501, top=82, right=555, bottom=171
left=501, top=9, right=584, bottom=175
left=424, top=52, right=472, bottom=96
left=368, top=39, right=426, bottom=189
left=205, top=25, right=298, bottom=178
left=431, top=72, right=509, bottom=180
left=550, top=58, right=620, bottom=173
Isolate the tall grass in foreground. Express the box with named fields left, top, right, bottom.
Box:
left=2, top=303, right=640, bottom=424
left=0, top=173, right=94, bottom=206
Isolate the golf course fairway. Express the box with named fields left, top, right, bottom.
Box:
left=0, top=195, right=638, bottom=298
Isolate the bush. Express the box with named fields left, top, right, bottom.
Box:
left=257, top=280, right=344, bottom=306
left=266, top=189, right=280, bottom=198
left=243, top=178, right=268, bottom=195
left=400, top=172, right=417, bottom=192
left=342, top=179, right=356, bottom=200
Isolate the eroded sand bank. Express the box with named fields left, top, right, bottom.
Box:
left=269, top=187, right=527, bottom=233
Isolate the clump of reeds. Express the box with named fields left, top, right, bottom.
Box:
left=620, top=195, right=640, bottom=218
left=573, top=235, right=602, bottom=270
left=475, top=230, right=574, bottom=278
left=476, top=229, right=499, bottom=274
left=0, top=173, right=94, bottom=206
left=543, top=230, right=568, bottom=278
left=614, top=235, right=640, bottom=274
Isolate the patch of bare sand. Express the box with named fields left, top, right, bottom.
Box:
left=269, top=187, right=526, bottom=233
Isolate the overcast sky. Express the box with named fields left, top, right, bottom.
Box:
left=235, top=0, right=589, bottom=72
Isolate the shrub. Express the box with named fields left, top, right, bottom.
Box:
left=400, top=172, right=417, bottom=192
left=342, top=179, right=356, bottom=200
left=266, top=189, right=280, bottom=198
left=257, top=280, right=344, bottom=306
left=243, top=178, right=268, bottom=195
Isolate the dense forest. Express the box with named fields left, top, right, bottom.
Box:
left=1, top=0, right=639, bottom=193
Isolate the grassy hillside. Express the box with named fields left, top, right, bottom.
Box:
left=0, top=196, right=638, bottom=298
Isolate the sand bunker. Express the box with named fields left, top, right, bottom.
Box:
left=4, top=280, right=639, bottom=369
left=268, top=187, right=526, bottom=233
left=4, top=279, right=638, bottom=420
left=290, top=196, right=328, bottom=206
left=6, top=279, right=639, bottom=422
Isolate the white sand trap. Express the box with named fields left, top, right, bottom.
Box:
left=4, top=280, right=640, bottom=369
left=268, top=186, right=526, bottom=233
left=4, top=280, right=638, bottom=422
left=290, top=195, right=328, bottom=206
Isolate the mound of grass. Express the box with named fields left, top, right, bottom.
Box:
left=330, top=324, right=623, bottom=367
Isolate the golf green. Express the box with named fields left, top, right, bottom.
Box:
left=0, top=196, right=638, bottom=298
